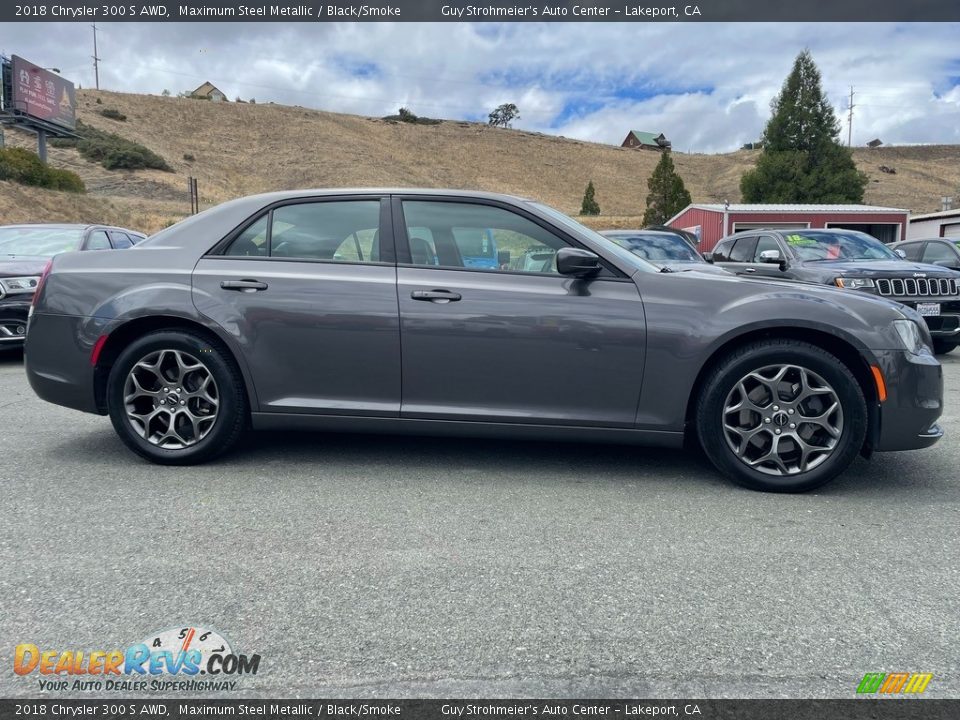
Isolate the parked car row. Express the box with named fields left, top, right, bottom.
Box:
left=602, top=226, right=960, bottom=355
left=20, top=190, right=944, bottom=495
left=0, top=223, right=145, bottom=346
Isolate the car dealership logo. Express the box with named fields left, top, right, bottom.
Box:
left=14, top=625, right=260, bottom=692
left=856, top=672, right=933, bottom=694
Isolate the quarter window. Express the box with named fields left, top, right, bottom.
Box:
left=401, top=201, right=570, bottom=274
left=224, top=201, right=382, bottom=263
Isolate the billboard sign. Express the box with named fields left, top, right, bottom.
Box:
left=9, top=55, right=76, bottom=130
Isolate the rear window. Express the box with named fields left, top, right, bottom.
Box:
left=0, top=227, right=85, bottom=257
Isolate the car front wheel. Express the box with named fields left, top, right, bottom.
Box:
left=106, top=330, right=247, bottom=465
left=696, top=340, right=867, bottom=492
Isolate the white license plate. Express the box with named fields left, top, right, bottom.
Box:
left=916, top=303, right=941, bottom=317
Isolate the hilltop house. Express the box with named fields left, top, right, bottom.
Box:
left=621, top=130, right=671, bottom=151
left=190, top=81, right=227, bottom=102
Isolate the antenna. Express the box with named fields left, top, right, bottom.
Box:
left=91, top=23, right=100, bottom=90
left=847, top=86, right=855, bottom=147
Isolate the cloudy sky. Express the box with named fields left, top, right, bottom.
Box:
left=3, top=22, right=959, bottom=153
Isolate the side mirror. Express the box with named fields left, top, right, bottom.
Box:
left=498, top=249, right=511, bottom=267
left=758, top=249, right=781, bottom=263
left=702, top=252, right=715, bottom=264
left=894, top=249, right=907, bottom=258
left=556, top=247, right=602, bottom=277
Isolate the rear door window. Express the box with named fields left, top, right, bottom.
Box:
left=897, top=242, right=923, bottom=260
left=728, top=236, right=758, bottom=263
left=224, top=201, right=383, bottom=263
left=86, top=230, right=111, bottom=250
left=108, top=231, right=133, bottom=249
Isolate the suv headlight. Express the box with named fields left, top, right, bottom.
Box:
left=892, top=319, right=932, bottom=355
left=0, top=276, right=41, bottom=295
left=834, top=277, right=875, bottom=290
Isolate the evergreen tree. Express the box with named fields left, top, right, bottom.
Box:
left=580, top=181, right=600, bottom=215
left=642, top=151, right=692, bottom=226
left=741, top=50, right=867, bottom=203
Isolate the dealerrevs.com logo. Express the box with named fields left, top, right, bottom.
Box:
left=14, top=626, right=261, bottom=692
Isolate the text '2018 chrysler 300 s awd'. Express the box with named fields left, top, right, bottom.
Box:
left=25, top=190, right=944, bottom=492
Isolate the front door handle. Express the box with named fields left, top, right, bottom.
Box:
left=743, top=267, right=757, bottom=273
left=221, top=279, right=268, bottom=292
left=411, top=289, right=461, bottom=303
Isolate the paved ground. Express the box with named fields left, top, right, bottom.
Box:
left=0, top=348, right=957, bottom=699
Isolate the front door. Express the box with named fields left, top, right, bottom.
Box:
left=193, top=196, right=401, bottom=415
left=394, top=197, right=647, bottom=427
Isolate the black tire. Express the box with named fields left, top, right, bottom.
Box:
left=932, top=340, right=957, bottom=355
left=106, top=329, right=247, bottom=465
left=695, top=339, right=867, bottom=493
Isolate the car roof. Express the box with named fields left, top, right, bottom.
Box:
left=0, top=223, right=142, bottom=233
left=600, top=229, right=687, bottom=237
left=227, top=188, right=534, bottom=205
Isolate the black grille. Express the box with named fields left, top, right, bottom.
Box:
left=876, top=277, right=960, bottom=298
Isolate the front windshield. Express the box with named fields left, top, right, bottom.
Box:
left=785, top=230, right=899, bottom=261
left=0, top=227, right=85, bottom=257
left=608, top=233, right=701, bottom=263
left=529, top=203, right=657, bottom=273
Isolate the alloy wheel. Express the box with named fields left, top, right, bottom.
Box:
left=123, top=349, right=220, bottom=449
left=721, top=364, right=843, bottom=476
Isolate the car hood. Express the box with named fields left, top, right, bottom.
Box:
left=663, top=262, right=731, bottom=275
left=0, top=256, right=48, bottom=278
left=797, top=259, right=959, bottom=277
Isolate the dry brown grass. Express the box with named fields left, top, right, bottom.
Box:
left=2, top=89, right=959, bottom=233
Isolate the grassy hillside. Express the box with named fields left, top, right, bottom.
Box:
left=2, top=89, right=959, bottom=233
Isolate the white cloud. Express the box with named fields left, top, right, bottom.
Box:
left=2, top=21, right=958, bottom=151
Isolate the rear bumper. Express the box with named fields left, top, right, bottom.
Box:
left=873, top=348, right=944, bottom=452
left=0, top=299, right=30, bottom=346
left=25, top=312, right=102, bottom=414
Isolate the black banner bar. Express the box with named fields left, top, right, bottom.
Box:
left=3, top=0, right=960, bottom=23
left=1, top=699, right=959, bottom=720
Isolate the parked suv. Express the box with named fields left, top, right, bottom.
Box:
left=0, top=224, right=143, bottom=347
left=708, top=229, right=960, bottom=354
left=24, top=191, right=944, bottom=492
left=891, top=237, right=960, bottom=271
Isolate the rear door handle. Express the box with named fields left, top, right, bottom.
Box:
left=411, top=289, right=461, bottom=302
left=221, top=279, right=268, bottom=292
left=743, top=267, right=757, bottom=273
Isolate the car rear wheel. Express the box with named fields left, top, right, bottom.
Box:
left=696, top=340, right=867, bottom=492
left=932, top=340, right=956, bottom=355
left=106, top=330, right=247, bottom=464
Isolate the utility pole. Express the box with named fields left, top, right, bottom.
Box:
left=847, top=86, right=855, bottom=147
left=91, top=23, right=100, bottom=90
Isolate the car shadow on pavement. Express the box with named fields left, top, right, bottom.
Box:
left=0, top=348, right=24, bottom=365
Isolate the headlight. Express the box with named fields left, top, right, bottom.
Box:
left=834, top=277, right=875, bottom=290
left=892, top=319, right=931, bottom=355
left=0, top=276, right=41, bottom=295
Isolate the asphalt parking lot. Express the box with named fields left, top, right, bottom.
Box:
left=1, top=348, right=958, bottom=699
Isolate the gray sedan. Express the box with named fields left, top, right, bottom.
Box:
left=25, top=189, right=944, bottom=492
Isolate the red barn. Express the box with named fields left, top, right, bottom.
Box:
left=667, top=204, right=909, bottom=252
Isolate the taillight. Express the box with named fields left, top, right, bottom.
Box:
left=29, top=259, right=54, bottom=315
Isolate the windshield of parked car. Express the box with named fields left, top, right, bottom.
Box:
left=529, top=203, right=657, bottom=273
left=606, top=233, right=702, bottom=264
left=0, top=227, right=85, bottom=257
left=784, top=230, right=900, bottom=261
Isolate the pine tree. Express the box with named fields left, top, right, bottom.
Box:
left=642, top=151, right=692, bottom=226
left=580, top=181, right=600, bottom=216
left=741, top=50, right=867, bottom=203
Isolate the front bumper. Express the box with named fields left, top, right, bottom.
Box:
left=873, top=348, right=944, bottom=452
left=0, top=299, right=30, bottom=346
left=893, top=299, right=960, bottom=339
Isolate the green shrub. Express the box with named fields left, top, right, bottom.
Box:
left=49, top=120, right=172, bottom=172
left=382, top=107, right=442, bottom=125
left=0, top=147, right=85, bottom=193
left=99, top=108, right=127, bottom=121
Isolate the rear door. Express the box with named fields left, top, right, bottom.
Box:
left=192, top=195, right=401, bottom=416
left=393, top=196, right=646, bottom=427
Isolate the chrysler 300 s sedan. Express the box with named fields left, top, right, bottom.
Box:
left=25, top=190, right=944, bottom=492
